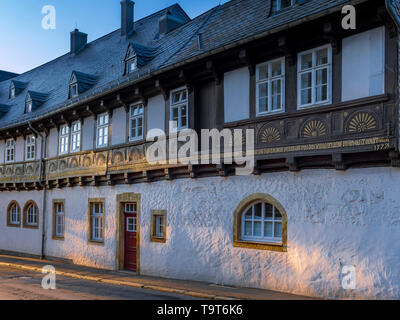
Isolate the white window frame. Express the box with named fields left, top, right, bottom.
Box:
left=55, top=202, right=64, bottom=238
left=241, top=202, right=283, bottom=244
left=25, top=135, right=36, bottom=161
left=127, top=58, right=137, bottom=73
left=91, top=203, right=104, bottom=242
left=70, top=83, right=79, bottom=98
left=256, top=57, right=285, bottom=116
left=96, top=113, right=110, bottom=148
left=10, top=203, right=20, bottom=225
left=129, top=103, right=144, bottom=142
left=70, top=121, right=81, bottom=153
left=297, top=44, right=332, bottom=109
left=155, top=215, right=165, bottom=238
left=170, top=87, right=189, bottom=133
left=26, top=204, right=38, bottom=226
left=10, top=83, right=15, bottom=99
left=5, top=139, right=15, bottom=163
left=26, top=99, right=33, bottom=113
left=277, top=0, right=295, bottom=11
left=59, top=124, right=70, bottom=155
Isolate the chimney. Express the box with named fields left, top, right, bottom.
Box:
left=159, top=11, right=187, bottom=36
left=70, top=29, right=88, bottom=54
left=121, top=0, right=134, bottom=37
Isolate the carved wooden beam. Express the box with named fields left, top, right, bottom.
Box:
left=116, top=94, right=129, bottom=113
left=206, top=61, right=222, bottom=85
left=134, top=88, right=148, bottom=105
left=178, top=70, right=193, bottom=93
left=155, top=80, right=169, bottom=100
left=188, top=165, right=197, bottom=179
left=238, top=49, right=255, bottom=76
left=332, top=153, right=346, bottom=171
left=164, top=168, right=173, bottom=180
left=322, top=22, right=341, bottom=54
left=216, top=164, right=228, bottom=177
left=285, top=156, right=299, bottom=172
left=278, top=36, right=296, bottom=65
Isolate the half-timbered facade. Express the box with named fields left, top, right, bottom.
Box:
left=0, top=0, right=400, bottom=299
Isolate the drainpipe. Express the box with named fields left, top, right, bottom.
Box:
left=28, top=122, right=47, bottom=260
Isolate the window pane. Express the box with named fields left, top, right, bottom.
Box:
left=245, top=208, right=252, bottom=219
left=258, top=83, right=268, bottom=113
left=316, top=68, right=327, bottom=86
left=275, top=210, right=282, bottom=221
left=271, top=79, right=281, bottom=111
left=265, top=204, right=273, bottom=218
left=180, top=106, right=187, bottom=128
left=264, top=221, right=273, bottom=237
left=253, top=221, right=262, bottom=236
left=271, top=61, right=282, bottom=77
left=280, top=0, right=292, bottom=9
left=254, top=203, right=262, bottom=220
left=316, top=84, right=328, bottom=102
left=258, top=64, right=268, bottom=81
left=301, top=53, right=313, bottom=70
left=274, top=222, right=282, bottom=238
left=244, top=221, right=252, bottom=236
left=316, top=48, right=328, bottom=66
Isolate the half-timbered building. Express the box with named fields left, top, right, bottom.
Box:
left=0, top=0, right=400, bottom=299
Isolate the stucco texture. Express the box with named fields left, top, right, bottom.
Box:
left=1, top=167, right=400, bottom=299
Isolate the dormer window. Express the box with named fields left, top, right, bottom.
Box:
left=25, top=91, right=49, bottom=113
left=69, top=71, right=97, bottom=99
left=9, top=80, right=26, bottom=98
left=70, top=83, right=78, bottom=98
left=10, top=83, right=15, bottom=99
left=124, top=42, right=157, bottom=75
left=277, top=0, right=295, bottom=10
left=26, top=99, right=33, bottom=113
left=127, top=57, right=137, bottom=74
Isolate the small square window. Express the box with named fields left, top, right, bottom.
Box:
left=150, top=210, right=167, bottom=243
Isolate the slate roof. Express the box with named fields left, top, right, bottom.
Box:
left=0, top=0, right=394, bottom=130
left=0, top=71, right=18, bottom=82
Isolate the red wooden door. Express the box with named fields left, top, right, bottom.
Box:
left=124, top=206, right=137, bottom=272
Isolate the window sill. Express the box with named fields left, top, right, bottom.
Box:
left=52, top=236, right=65, bottom=241
left=256, top=110, right=285, bottom=117
left=150, top=236, right=166, bottom=243
left=233, top=240, right=287, bottom=252
left=7, top=223, right=20, bottom=228
left=88, top=240, right=105, bottom=246
left=23, top=224, right=39, bottom=230
left=297, top=101, right=331, bottom=110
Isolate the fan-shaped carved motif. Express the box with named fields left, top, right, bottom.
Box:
left=348, top=112, right=377, bottom=133
left=302, top=120, right=327, bottom=138
left=260, top=126, right=281, bottom=143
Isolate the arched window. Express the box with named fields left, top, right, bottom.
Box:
left=7, top=201, right=21, bottom=227
left=23, top=201, right=39, bottom=229
left=233, top=194, right=287, bottom=252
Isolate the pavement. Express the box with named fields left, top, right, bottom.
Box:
left=0, top=254, right=315, bottom=300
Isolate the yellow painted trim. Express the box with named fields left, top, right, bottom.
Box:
left=52, top=199, right=65, bottom=241
left=87, top=198, right=105, bottom=245
left=22, top=200, right=39, bottom=230
left=233, top=193, right=287, bottom=252
left=116, top=193, right=141, bottom=274
left=6, top=200, right=21, bottom=228
left=150, top=210, right=167, bottom=243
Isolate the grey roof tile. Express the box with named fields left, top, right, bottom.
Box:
left=0, top=0, right=377, bottom=130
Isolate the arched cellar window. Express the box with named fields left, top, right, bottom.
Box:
left=233, top=194, right=287, bottom=252
left=7, top=201, right=21, bottom=227
left=23, top=201, right=39, bottom=229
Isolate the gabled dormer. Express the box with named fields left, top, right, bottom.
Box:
left=25, top=91, right=49, bottom=113
left=124, top=42, right=157, bottom=75
left=0, top=104, right=11, bottom=118
left=9, top=80, right=27, bottom=99
left=69, top=71, right=98, bottom=99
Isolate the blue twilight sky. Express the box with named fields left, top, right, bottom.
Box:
left=0, top=0, right=229, bottom=74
